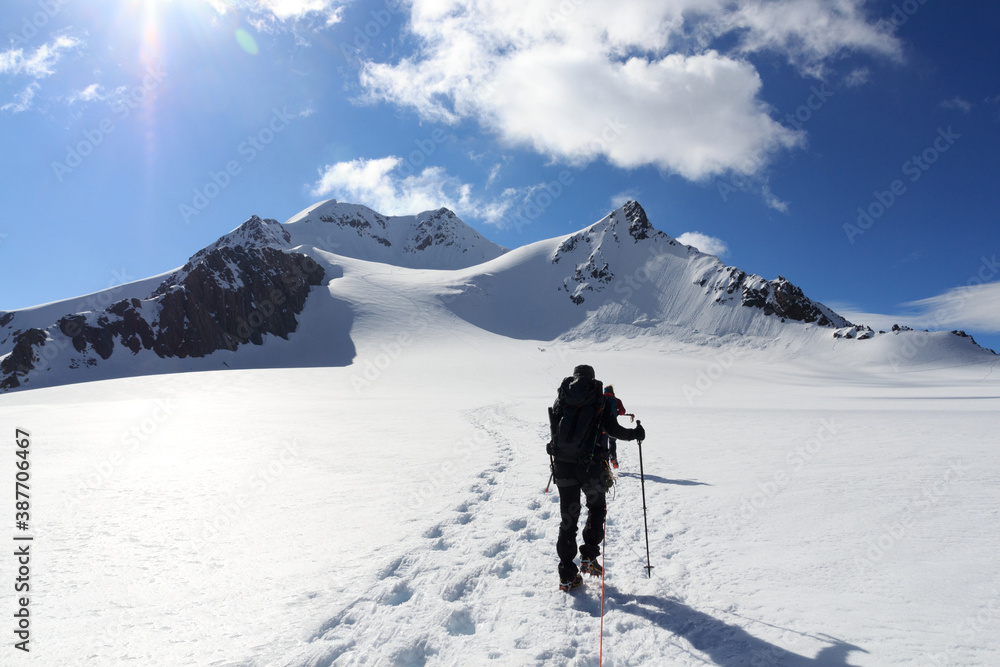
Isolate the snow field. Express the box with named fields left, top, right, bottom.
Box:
left=1, top=343, right=998, bottom=665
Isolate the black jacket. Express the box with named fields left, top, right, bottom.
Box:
left=598, top=395, right=637, bottom=442
left=550, top=376, right=639, bottom=463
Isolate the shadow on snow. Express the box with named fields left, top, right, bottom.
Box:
left=616, top=472, right=711, bottom=486
left=605, top=588, right=868, bottom=666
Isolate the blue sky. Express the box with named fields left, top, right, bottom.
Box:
left=2, top=0, right=999, bottom=351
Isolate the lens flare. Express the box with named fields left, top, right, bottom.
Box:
left=235, top=28, right=259, bottom=55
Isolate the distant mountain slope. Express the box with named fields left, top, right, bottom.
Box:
left=443, top=200, right=852, bottom=343
left=0, top=216, right=329, bottom=391
left=0, top=200, right=993, bottom=392
left=282, top=199, right=508, bottom=269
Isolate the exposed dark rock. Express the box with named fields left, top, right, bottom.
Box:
left=623, top=200, right=653, bottom=241
left=0, top=218, right=326, bottom=391
left=147, top=245, right=325, bottom=358
left=0, top=328, right=47, bottom=389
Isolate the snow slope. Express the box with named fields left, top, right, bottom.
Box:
left=2, top=329, right=998, bottom=666
left=3, top=199, right=999, bottom=664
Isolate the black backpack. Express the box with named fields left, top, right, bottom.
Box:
left=547, top=376, right=605, bottom=463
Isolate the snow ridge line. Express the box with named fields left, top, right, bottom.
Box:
left=278, top=402, right=558, bottom=666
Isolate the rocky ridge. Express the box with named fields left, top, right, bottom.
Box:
left=0, top=216, right=324, bottom=390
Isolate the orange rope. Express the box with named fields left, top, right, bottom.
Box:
left=599, top=518, right=607, bottom=666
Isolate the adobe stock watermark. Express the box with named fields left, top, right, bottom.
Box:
left=3, top=267, right=137, bottom=389
left=728, top=417, right=839, bottom=527
left=179, top=107, right=297, bottom=224
left=590, top=116, right=628, bottom=159
left=193, top=438, right=302, bottom=550
left=541, top=243, right=678, bottom=363
left=886, top=253, right=998, bottom=369
left=926, top=588, right=1000, bottom=666
left=407, top=428, right=490, bottom=511
left=338, top=2, right=404, bottom=65
left=844, top=126, right=960, bottom=244
left=717, top=83, right=833, bottom=203
left=547, top=0, right=583, bottom=25
left=395, top=128, right=454, bottom=179
left=681, top=349, right=738, bottom=405
left=349, top=305, right=439, bottom=394
left=509, top=171, right=574, bottom=234
left=876, top=0, right=933, bottom=31
left=8, top=0, right=71, bottom=47
left=349, top=332, right=416, bottom=393
left=784, top=83, right=835, bottom=131
left=51, top=65, right=168, bottom=183
left=852, top=458, right=967, bottom=573
left=505, top=116, right=621, bottom=233
left=63, top=398, right=177, bottom=514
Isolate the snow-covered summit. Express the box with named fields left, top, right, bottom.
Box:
left=283, top=199, right=508, bottom=269
left=0, top=199, right=994, bottom=392
left=443, top=200, right=854, bottom=344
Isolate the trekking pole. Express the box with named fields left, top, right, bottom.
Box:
left=636, top=424, right=654, bottom=577
left=545, top=407, right=557, bottom=494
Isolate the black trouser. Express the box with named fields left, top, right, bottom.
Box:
left=554, top=460, right=607, bottom=581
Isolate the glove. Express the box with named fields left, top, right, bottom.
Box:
left=632, top=422, right=645, bottom=442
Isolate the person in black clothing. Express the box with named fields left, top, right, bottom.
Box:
left=601, top=384, right=628, bottom=469
left=550, top=364, right=644, bottom=591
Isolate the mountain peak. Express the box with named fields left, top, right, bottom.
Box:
left=621, top=200, right=654, bottom=240
left=284, top=200, right=507, bottom=269
left=3, top=199, right=993, bottom=393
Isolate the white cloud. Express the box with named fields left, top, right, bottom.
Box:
left=610, top=190, right=640, bottom=210
left=903, top=281, right=1000, bottom=333
left=720, top=0, right=900, bottom=77
left=939, top=97, right=973, bottom=113
left=67, top=83, right=108, bottom=104
left=207, top=0, right=346, bottom=26
left=1, top=34, right=83, bottom=113
left=1, top=83, right=39, bottom=114
left=255, top=0, right=344, bottom=23
left=309, top=156, right=531, bottom=227
left=485, top=163, right=502, bottom=187
left=676, top=231, right=729, bottom=258
left=357, top=0, right=899, bottom=182
left=761, top=183, right=789, bottom=213
left=0, top=34, right=82, bottom=78
left=833, top=277, right=1000, bottom=334
left=844, top=67, right=871, bottom=87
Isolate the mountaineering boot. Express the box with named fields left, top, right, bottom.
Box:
left=611, top=458, right=619, bottom=469
left=581, top=557, right=603, bottom=577
left=559, top=573, right=583, bottom=592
